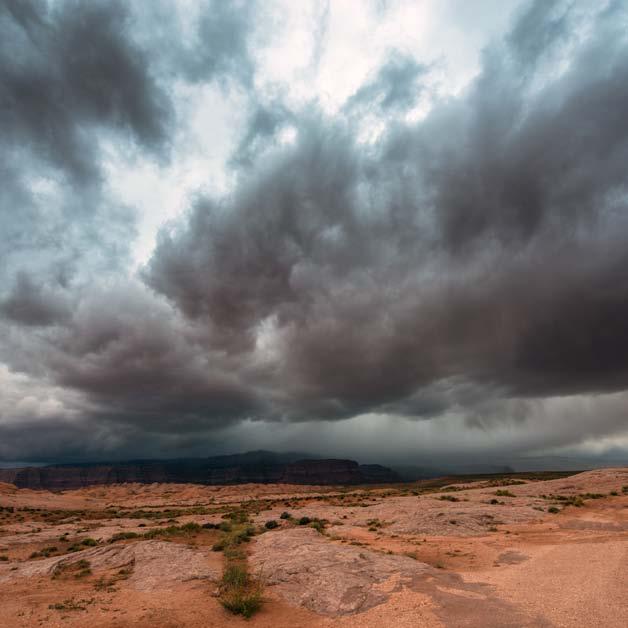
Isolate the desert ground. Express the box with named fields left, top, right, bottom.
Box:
left=0, top=468, right=627, bottom=627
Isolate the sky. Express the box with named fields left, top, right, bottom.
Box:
left=1, top=0, right=628, bottom=465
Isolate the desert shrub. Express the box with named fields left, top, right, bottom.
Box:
left=439, top=495, right=459, bottom=502
left=81, top=538, right=98, bottom=547
left=202, top=522, right=217, bottom=529
left=52, top=559, right=92, bottom=580
left=108, top=531, right=139, bottom=543
left=610, top=491, right=618, bottom=496
left=264, top=520, right=278, bottom=530
left=298, top=516, right=311, bottom=525
left=222, top=564, right=248, bottom=588
left=622, top=486, right=628, bottom=494
left=223, top=545, right=246, bottom=561
left=309, top=520, right=325, bottom=533
left=30, top=546, right=58, bottom=559
left=548, top=506, right=560, bottom=514
left=279, top=511, right=292, bottom=520
left=494, top=490, right=515, bottom=497
left=220, top=586, right=263, bottom=619
left=489, top=498, right=500, bottom=504
left=0, top=556, right=8, bottom=562
left=224, top=510, right=250, bottom=524
left=212, top=523, right=255, bottom=551
left=48, top=598, right=91, bottom=611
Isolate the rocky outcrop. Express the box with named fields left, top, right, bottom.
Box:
left=0, top=541, right=221, bottom=590
left=250, top=527, right=431, bottom=615
left=0, top=451, right=400, bottom=490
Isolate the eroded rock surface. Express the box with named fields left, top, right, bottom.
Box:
left=0, top=540, right=220, bottom=591
left=250, top=527, right=431, bottom=616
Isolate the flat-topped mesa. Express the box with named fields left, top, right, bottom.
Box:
left=0, top=455, right=400, bottom=490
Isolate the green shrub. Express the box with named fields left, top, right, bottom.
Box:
left=439, top=495, right=459, bottom=502
left=264, top=520, right=278, bottom=530
left=494, top=490, right=515, bottom=497
left=279, top=511, right=291, bottom=520
left=309, top=520, right=325, bottom=533
left=222, top=564, right=248, bottom=588
left=298, top=516, right=311, bottom=525
left=548, top=506, right=560, bottom=514
left=108, top=531, right=139, bottom=543
left=220, top=587, right=263, bottom=619
left=81, top=538, right=98, bottom=547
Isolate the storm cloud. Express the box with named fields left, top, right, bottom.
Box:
left=1, top=0, right=628, bottom=463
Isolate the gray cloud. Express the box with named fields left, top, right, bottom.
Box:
left=2, top=0, right=628, bottom=462
left=0, top=272, right=71, bottom=327
left=147, top=0, right=628, bottom=422
left=345, top=52, right=429, bottom=113
left=0, top=0, right=172, bottom=183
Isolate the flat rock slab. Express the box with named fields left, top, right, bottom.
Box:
left=250, top=527, right=432, bottom=616
left=0, top=540, right=220, bottom=591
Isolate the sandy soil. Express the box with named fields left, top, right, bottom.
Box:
left=0, top=468, right=626, bottom=627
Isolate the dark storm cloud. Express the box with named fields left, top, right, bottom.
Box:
left=0, top=0, right=171, bottom=182
left=0, top=0, right=265, bottom=459
left=146, top=0, right=628, bottom=425
left=0, top=272, right=70, bottom=327
left=49, top=284, right=264, bottom=430
left=3, top=0, right=628, bottom=462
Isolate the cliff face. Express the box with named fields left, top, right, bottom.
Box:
left=0, top=454, right=400, bottom=490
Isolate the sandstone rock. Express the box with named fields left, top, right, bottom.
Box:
left=250, top=527, right=431, bottom=616
left=0, top=540, right=220, bottom=591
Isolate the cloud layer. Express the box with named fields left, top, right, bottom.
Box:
left=2, top=0, right=628, bottom=462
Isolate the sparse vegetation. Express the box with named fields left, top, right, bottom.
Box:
left=108, top=531, right=140, bottom=543
left=94, top=562, right=135, bottom=592
left=264, top=519, right=279, bottom=529
left=213, top=514, right=264, bottom=618
left=51, top=559, right=92, bottom=580
left=29, top=546, right=58, bottom=559
left=48, top=597, right=93, bottom=611
left=439, top=495, right=459, bottom=502
left=494, top=490, right=515, bottom=497
left=81, top=537, right=98, bottom=546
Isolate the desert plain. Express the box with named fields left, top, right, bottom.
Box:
left=0, top=468, right=627, bottom=627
